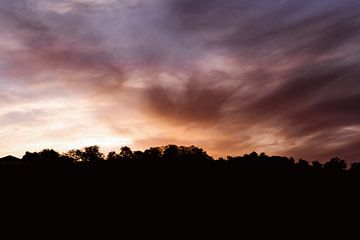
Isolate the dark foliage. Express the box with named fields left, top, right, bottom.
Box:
left=1, top=145, right=359, bottom=239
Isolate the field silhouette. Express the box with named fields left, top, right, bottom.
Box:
left=1, top=145, right=359, bottom=239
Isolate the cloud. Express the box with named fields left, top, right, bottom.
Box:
left=0, top=109, right=46, bottom=126
left=138, top=0, right=360, bottom=161
left=143, top=72, right=239, bottom=124
left=1, top=0, right=360, bottom=161
left=166, top=0, right=360, bottom=59
left=0, top=0, right=124, bottom=85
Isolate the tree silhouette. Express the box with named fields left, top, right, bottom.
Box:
left=324, top=157, right=347, bottom=172
left=297, top=159, right=310, bottom=170
left=350, top=162, right=360, bottom=172
left=39, top=149, right=60, bottom=160
left=144, top=147, right=162, bottom=161
left=107, top=151, right=120, bottom=161
left=15, top=145, right=356, bottom=176
left=2, top=144, right=360, bottom=239
left=66, top=149, right=83, bottom=162
left=163, top=145, right=180, bottom=161
left=119, top=146, right=134, bottom=160
left=312, top=161, right=323, bottom=171
left=66, top=146, right=104, bottom=164
left=22, top=151, right=40, bottom=166
left=83, top=146, right=104, bottom=163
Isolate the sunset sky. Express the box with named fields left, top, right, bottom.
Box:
left=1, top=0, right=360, bottom=161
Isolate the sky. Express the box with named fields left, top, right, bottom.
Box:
left=1, top=0, right=360, bottom=162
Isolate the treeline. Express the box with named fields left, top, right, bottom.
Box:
left=2, top=144, right=360, bottom=173
left=2, top=145, right=360, bottom=239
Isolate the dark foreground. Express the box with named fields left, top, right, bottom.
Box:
left=1, top=146, right=360, bottom=239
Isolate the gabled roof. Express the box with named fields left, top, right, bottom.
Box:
left=0, top=155, right=22, bottom=164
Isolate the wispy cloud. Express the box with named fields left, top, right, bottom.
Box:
left=1, top=0, right=360, bottom=161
